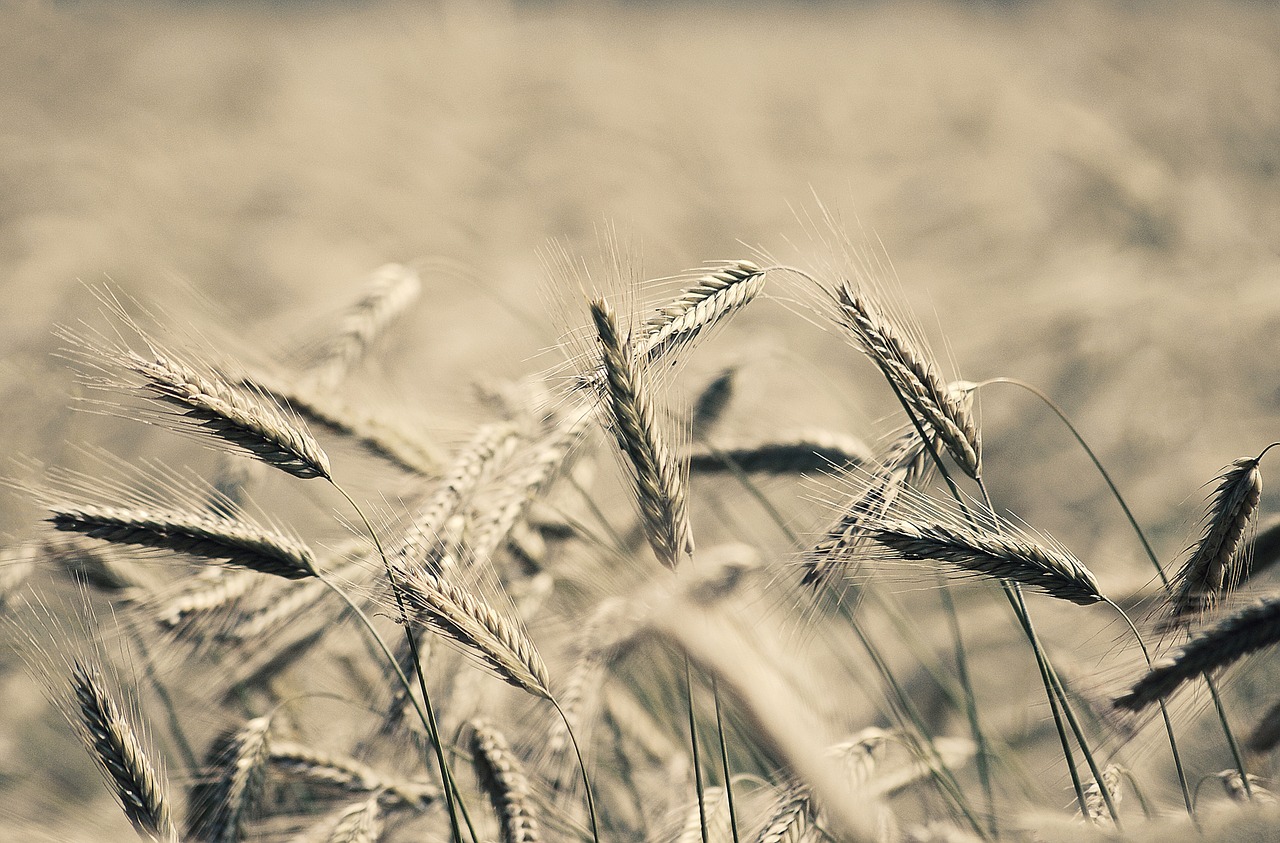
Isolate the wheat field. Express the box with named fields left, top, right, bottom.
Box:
left=2, top=2, right=1280, bottom=841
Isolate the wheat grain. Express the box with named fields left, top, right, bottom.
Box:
left=401, top=564, right=551, bottom=699
left=831, top=284, right=980, bottom=479
left=268, top=740, right=437, bottom=810
left=687, top=430, right=872, bottom=476
left=302, top=263, right=421, bottom=392
left=49, top=502, right=317, bottom=579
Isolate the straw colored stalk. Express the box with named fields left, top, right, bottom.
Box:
left=644, top=601, right=887, bottom=843
left=187, top=716, right=272, bottom=843
left=268, top=741, right=437, bottom=810
left=1168, top=457, right=1262, bottom=623
left=470, top=718, right=541, bottom=843
left=69, top=660, right=176, bottom=841
left=590, top=299, right=694, bottom=570
left=832, top=284, right=980, bottom=479
left=687, top=430, right=873, bottom=476
left=1116, top=595, right=1280, bottom=711
left=49, top=502, right=317, bottom=580
left=401, top=564, right=551, bottom=700
left=303, top=263, right=421, bottom=392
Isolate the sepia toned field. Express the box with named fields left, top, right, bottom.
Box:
left=2, top=1, right=1279, bottom=841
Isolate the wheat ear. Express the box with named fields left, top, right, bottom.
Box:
left=269, top=741, right=437, bottom=810
left=801, top=425, right=932, bottom=588
left=688, top=430, right=872, bottom=475
left=187, top=715, right=272, bottom=842
left=868, top=518, right=1104, bottom=605
left=1082, top=764, right=1124, bottom=825
left=49, top=503, right=317, bottom=579
left=401, top=564, right=551, bottom=699
left=394, top=422, right=520, bottom=570
left=237, top=366, right=441, bottom=476
left=832, top=284, right=980, bottom=479
left=303, top=263, right=421, bottom=391
left=1167, top=456, right=1263, bottom=623
left=590, top=298, right=694, bottom=569
left=754, top=784, right=813, bottom=843
left=1116, top=594, right=1280, bottom=711
left=69, top=660, right=176, bottom=840
left=638, top=260, right=765, bottom=366
left=63, top=305, right=332, bottom=479
left=469, top=718, right=541, bottom=843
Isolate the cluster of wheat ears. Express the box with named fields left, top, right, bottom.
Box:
left=4, top=243, right=1280, bottom=843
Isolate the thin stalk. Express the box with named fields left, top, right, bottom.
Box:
left=883, top=382, right=1100, bottom=822
left=685, top=656, right=710, bottom=843
left=1103, top=597, right=1194, bottom=815
left=885, top=383, right=1107, bottom=823
left=550, top=697, right=601, bottom=843
left=934, top=573, right=996, bottom=838
left=329, top=482, right=471, bottom=843
left=711, top=677, right=741, bottom=843
left=974, top=377, right=1215, bottom=807
left=710, top=438, right=987, bottom=833
left=845, top=612, right=988, bottom=839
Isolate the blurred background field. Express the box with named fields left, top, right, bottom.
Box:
left=2, top=0, right=1279, bottom=838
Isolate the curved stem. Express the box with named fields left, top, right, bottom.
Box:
left=328, top=481, right=472, bottom=843
left=975, top=377, right=1226, bottom=808
left=550, top=697, right=601, bottom=843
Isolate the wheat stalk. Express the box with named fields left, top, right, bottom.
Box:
left=69, top=660, right=176, bottom=841
left=470, top=718, right=541, bottom=843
